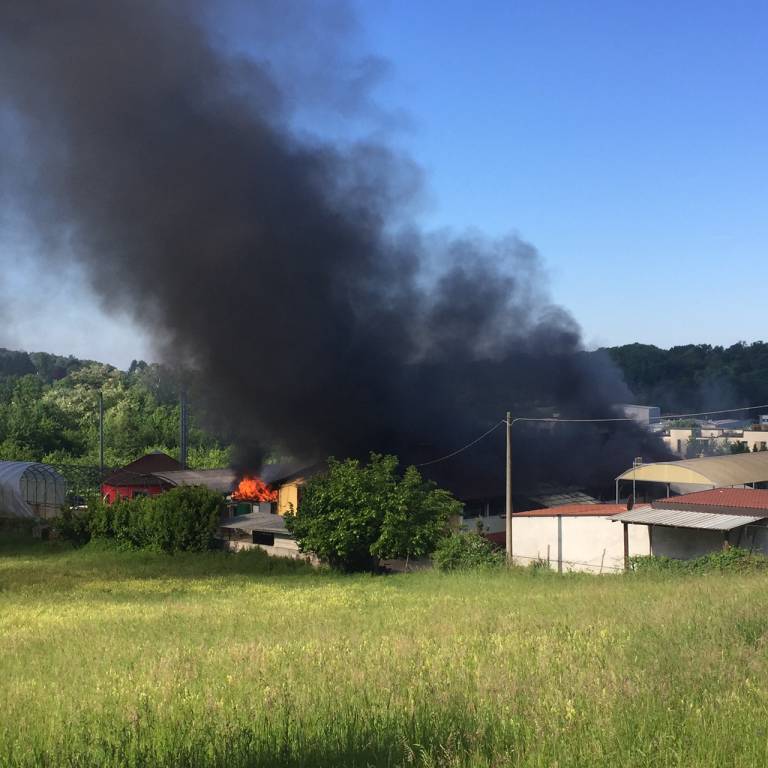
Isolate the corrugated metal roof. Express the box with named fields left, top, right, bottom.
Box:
left=655, top=487, right=768, bottom=513
left=611, top=506, right=765, bottom=530
left=220, top=511, right=290, bottom=534
left=616, top=452, right=768, bottom=487
left=156, top=469, right=236, bottom=493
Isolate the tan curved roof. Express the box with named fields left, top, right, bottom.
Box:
left=616, top=452, right=768, bottom=487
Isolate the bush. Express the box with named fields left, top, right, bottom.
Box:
left=50, top=506, right=92, bottom=546
left=630, top=547, right=768, bottom=574
left=52, top=486, right=223, bottom=553
left=432, top=532, right=505, bottom=572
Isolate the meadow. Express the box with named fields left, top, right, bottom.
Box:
left=2, top=539, right=768, bottom=767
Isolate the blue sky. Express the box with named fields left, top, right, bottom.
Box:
left=2, top=0, right=766, bottom=366
left=355, top=0, right=768, bottom=349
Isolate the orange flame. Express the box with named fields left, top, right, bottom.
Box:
left=232, top=476, right=278, bottom=502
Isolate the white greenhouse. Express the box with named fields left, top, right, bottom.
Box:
left=0, top=462, right=67, bottom=520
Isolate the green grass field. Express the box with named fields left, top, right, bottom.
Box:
left=2, top=540, right=768, bottom=767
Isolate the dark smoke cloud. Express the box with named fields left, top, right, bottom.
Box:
left=0, top=0, right=669, bottom=494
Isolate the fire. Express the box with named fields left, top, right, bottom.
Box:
left=232, top=476, right=278, bottom=502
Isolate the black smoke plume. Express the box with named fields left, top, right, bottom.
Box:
left=0, top=0, right=669, bottom=495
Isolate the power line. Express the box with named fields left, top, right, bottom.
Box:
left=415, top=420, right=505, bottom=467
left=416, top=402, right=768, bottom=467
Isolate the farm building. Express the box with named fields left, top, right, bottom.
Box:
left=100, top=451, right=181, bottom=502
left=485, top=504, right=650, bottom=573
left=615, top=451, right=768, bottom=503
left=0, top=461, right=66, bottom=520
left=612, top=488, right=768, bottom=561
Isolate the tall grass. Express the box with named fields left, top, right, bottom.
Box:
left=2, top=542, right=768, bottom=766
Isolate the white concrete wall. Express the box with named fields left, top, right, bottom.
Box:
left=221, top=535, right=314, bottom=562
left=510, top=516, right=650, bottom=573
left=650, top=524, right=768, bottom=559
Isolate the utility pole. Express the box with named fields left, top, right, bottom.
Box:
left=98, top=391, right=104, bottom=478
left=505, top=411, right=513, bottom=563
left=179, top=390, right=188, bottom=470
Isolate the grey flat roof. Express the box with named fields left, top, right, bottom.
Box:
left=220, top=511, right=290, bottom=534
left=611, top=506, right=765, bottom=531
left=155, top=469, right=237, bottom=493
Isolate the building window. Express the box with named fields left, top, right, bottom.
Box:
left=252, top=531, right=275, bottom=546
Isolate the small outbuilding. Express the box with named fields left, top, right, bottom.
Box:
left=0, top=461, right=66, bottom=520
left=612, top=488, right=768, bottom=561
left=485, top=503, right=651, bottom=573
left=101, top=451, right=181, bottom=503
left=218, top=510, right=305, bottom=560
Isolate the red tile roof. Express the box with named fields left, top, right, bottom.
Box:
left=657, top=488, right=768, bottom=512
left=514, top=503, right=628, bottom=518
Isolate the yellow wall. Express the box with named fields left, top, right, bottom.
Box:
left=277, top=480, right=302, bottom=516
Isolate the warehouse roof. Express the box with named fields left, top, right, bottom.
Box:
left=612, top=506, right=765, bottom=531
left=616, top=452, right=768, bottom=488
left=654, top=488, right=768, bottom=514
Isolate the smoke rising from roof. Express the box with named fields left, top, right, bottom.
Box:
left=0, top=0, right=668, bottom=492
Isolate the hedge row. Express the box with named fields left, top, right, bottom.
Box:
left=53, top=486, right=223, bottom=553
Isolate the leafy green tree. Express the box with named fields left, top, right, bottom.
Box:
left=371, top=465, right=460, bottom=566
left=285, top=454, right=458, bottom=572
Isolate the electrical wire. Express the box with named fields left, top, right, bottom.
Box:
left=415, top=402, right=768, bottom=467
left=415, top=420, right=506, bottom=467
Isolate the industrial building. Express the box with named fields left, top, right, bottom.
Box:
left=615, top=450, right=768, bottom=503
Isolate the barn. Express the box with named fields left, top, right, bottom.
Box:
left=100, top=451, right=182, bottom=503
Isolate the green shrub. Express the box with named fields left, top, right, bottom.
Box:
left=50, top=506, right=92, bottom=545
left=432, top=532, right=505, bottom=572
left=630, top=547, right=768, bottom=574
left=51, top=486, right=223, bottom=553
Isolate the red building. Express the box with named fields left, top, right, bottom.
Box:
left=101, top=452, right=182, bottom=503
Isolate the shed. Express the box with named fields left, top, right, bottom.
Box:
left=611, top=488, right=768, bottom=563
left=615, top=451, right=768, bottom=502
left=0, top=461, right=66, bottom=520
left=484, top=503, right=650, bottom=573
left=101, top=451, right=181, bottom=503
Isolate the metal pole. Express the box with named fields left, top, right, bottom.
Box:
left=505, top=411, right=513, bottom=563
left=98, top=392, right=104, bottom=478
left=623, top=522, right=630, bottom=571
left=179, top=390, right=188, bottom=470
left=557, top=515, right=563, bottom=574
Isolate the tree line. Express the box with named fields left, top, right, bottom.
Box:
left=605, top=341, right=768, bottom=413
left=0, top=349, right=229, bottom=469
left=2, top=341, right=767, bottom=469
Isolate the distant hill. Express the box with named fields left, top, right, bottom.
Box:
left=603, top=341, right=768, bottom=414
